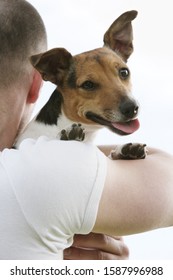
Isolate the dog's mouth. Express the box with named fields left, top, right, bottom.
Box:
left=86, top=112, right=140, bottom=135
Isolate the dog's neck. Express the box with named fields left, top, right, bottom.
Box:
left=15, top=89, right=101, bottom=147
left=16, top=111, right=99, bottom=147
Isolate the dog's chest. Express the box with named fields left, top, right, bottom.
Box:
left=15, top=112, right=99, bottom=147
left=15, top=87, right=100, bottom=147
left=15, top=112, right=73, bottom=146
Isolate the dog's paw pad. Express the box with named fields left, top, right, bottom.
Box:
left=110, top=143, right=147, bottom=160
left=60, top=123, right=85, bottom=141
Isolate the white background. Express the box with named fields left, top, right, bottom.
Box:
left=28, top=0, right=173, bottom=259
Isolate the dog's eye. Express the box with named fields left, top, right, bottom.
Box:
left=119, top=68, right=130, bottom=80
left=81, top=81, right=95, bottom=90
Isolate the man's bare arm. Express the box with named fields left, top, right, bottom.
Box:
left=93, top=148, right=173, bottom=235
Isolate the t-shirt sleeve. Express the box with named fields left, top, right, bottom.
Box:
left=1, top=137, right=107, bottom=249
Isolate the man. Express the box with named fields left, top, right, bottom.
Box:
left=0, top=0, right=128, bottom=260
left=2, top=0, right=173, bottom=261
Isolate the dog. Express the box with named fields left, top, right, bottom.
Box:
left=15, top=10, right=147, bottom=160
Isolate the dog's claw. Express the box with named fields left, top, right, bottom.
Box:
left=60, top=123, right=85, bottom=141
left=60, top=129, right=69, bottom=141
left=110, top=143, right=147, bottom=160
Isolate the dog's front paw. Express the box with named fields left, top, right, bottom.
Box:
left=60, top=123, right=85, bottom=141
left=110, top=143, right=147, bottom=160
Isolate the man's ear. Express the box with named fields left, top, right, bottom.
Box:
left=30, top=48, right=72, bottom=85
left=103, top=10, right=138, bottom=62
left=27, top=70, right=42, bottom=104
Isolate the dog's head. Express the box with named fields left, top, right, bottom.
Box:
left=31, top=10, right=139, bottom=135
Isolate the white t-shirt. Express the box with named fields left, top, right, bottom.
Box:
left=0, top=137, right=107, bottom=260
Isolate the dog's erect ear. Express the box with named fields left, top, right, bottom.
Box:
left=30, top=48, right=72, bottom=85
left=103, top=10, right=138, bottom=62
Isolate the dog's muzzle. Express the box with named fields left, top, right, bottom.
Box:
left=86, top=98, right=140, bottom=136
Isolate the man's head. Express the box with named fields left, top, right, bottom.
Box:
left=0, top=0, right=47, bottom=149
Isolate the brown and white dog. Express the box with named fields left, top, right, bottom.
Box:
left=16, top=10, right=146, bottom=159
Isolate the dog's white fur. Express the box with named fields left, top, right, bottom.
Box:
left=16, top=111, right=100, bottom=146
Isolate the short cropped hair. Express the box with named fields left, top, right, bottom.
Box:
left=0, top=0, right=47, bottom=87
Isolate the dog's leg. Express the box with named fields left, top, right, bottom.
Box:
left=110, top=143, right=147, bottom=160
left=60, top=123, right=85, bottom=141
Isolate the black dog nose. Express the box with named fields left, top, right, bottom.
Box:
left=119, top=98, right=139, bottom=119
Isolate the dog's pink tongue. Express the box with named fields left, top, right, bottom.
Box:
left=111, top=118, right=140, bottom=134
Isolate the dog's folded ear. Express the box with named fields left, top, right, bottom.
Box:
left=30, top=48, right=72, bottom=85
left=103, top=10, right=138, bottom=62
